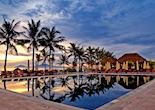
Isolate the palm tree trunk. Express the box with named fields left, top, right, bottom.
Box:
left=81, top=62, right=83, bottom=72
left=32, top=46, right=35, bottom=96
left=3, top=44, right=9, bottom=89
left=79, top=59, right=81, bottom=72
left=49, top=60, right=51, bottom=70
left=48, top=78, right=51, bottom=99
left=51, top=62, right=53, bottom=71
left=49, top=50, right=51, bottom=71
left=32, top=46, right=35, bottom=72
left=63, top=63, right=65, bottom=74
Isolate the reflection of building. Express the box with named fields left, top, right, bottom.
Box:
left=105, top=53, right=150, bottom=71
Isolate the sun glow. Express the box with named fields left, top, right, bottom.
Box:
left=0, top=54, right=31, bottom=63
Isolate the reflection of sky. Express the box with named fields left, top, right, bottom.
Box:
left=0, top=0, right=155, bottom=69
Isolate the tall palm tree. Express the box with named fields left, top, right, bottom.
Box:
left=40, top=26, right=65, bottom=70
left=68, top=43, right=78, bottom=60
left=68, top=43, right=78, bottom=71
left=76, top=46, right=87, bottom=72
left=86, top=46, right=95, bottom=71
left=58, top=54, right=69, bottom=73
left=23, top=19, right=42, bottom=96
left=23, top=19, right=42, bottom=72
left=94, top=47, right=102, bottom=72
left=0, top=18, right=22, bottom=89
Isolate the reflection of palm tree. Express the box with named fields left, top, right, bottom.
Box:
left=40, top=79, right=55, bottom=99
left=40, top=26, right=65, bottom=70
left=85, top=83, right=96, bottom=97
left=40, top=75, right=117, bottom=103
left=60, top=77, right=72, bottom=90
left=54, top=95, right=66, bottom=103
left=68, top=83, right=86, bottom=102
left=0, top=18, right=22, bottom=89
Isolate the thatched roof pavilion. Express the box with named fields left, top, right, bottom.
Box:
left=104, top=53, right=149, bottom=71
left=118, top=53, right=146, bottom=63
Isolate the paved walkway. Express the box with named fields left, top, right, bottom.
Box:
left=97, top=79, right=155, bottom=110
left=0, top=89, right=82, bottom=110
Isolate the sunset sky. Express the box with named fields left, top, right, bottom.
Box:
left=0, top=0, right=155, bottom=70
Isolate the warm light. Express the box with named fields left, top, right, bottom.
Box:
left=10, top=88, right=29, bottom=93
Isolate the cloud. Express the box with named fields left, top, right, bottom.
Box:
left=0, top=0, right=155, bottom=61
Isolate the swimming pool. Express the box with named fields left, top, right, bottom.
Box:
left=38, top=75, right=153, bottom=109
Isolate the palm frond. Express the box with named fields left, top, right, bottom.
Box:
left=8, top=43, right=18, bottom=55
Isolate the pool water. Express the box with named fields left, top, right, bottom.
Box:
left=39, top=75, right=153, bottom=110
left=63, top=83, right=130, bottom=109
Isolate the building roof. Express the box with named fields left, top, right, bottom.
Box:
left=118, top=53, right=146, bottom=63
left=106, top=57, right=117, bottom=63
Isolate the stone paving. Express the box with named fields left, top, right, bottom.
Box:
left=0, top=89, right=82, bottom=110
left=97, top=79, right=155, bottom=110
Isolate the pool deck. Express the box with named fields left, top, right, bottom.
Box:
left=97, top=79, right=155, bottom=110
left=0, top=89, right=82, bottom=110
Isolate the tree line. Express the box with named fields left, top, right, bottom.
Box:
left=0, top=18, right=113, bottom=76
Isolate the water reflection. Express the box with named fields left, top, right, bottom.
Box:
left=37, top=75, right=153, bottom=109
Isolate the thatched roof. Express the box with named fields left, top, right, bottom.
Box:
left=118, top=53, right=146, bottom=63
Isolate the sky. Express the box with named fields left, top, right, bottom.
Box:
left=0, top=0, right=155, bottom=70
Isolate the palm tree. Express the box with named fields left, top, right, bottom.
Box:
left=40, top=26, right=65, bottom=70
left=0, top=18, right=22, bottom=89
left=100, top=48, right=113, bottom=66
left=58, top=54, right=69, bottom=73
left=23, top=19, right=42, bottom=72
left=94, top=47, right=102, bottom=72
left=41, top=49, right=48, bottom=70
left=48, top=54, right=55, bottom=71
left=76, top=46, right=87, bottom=72
left=36, top=53, right=42, bottom=70
left=23, top=19, right=42, bottom=96
left=68, top=43, right=86, bottom=72
left=68, top=43, right=78, bottom=61
left=86, top=46, right=95, bottom=71
left=68, top=43, right=78, bottom=70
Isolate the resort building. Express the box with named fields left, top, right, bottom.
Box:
left=105, top=53, right=150, bottom=72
